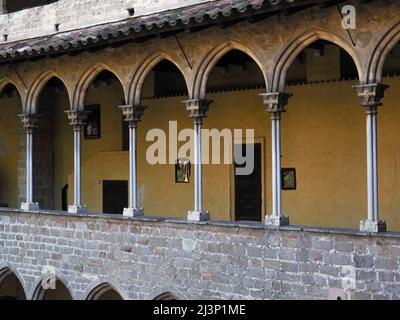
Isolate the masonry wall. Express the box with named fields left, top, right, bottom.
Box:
left=1, top=209, right=400, bottom=300
left=0, top=0, right=211, bottom=43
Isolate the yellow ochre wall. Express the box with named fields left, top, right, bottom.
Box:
left=1, top=77, right=400, bottom=230
left=0, top=94, right=20, bottom=208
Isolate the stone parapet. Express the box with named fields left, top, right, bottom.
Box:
left=1, top=209, right=400, bottom=300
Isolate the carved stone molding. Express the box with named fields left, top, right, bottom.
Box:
left=183, top=99, right=213, bottom=122
left=65, top=110, right=89, bottom=129
left=119, top=104, right=147, bottom=127
left=353, top=83, right=389, bottom=109
left=260, top=92, right=292, bottom=114
left=18, top=113, right=40, bottom=134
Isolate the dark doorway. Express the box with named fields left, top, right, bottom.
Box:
left=234, top=143, right=262, bottom=222
left=102, top=180, right=128, bottom=214
left=61, top=184, right=68, bottom=211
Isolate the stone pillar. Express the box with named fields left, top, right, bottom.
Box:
left=65, top=110, right=88, bottom=214
left=19, top=114, right=40, bottom=211
left=183, top=99, right=212, bottom=221
left=119, top=105, right=146, bottom=217
left=260, top=92, right=292, bottom=227
left=0, top=1, right=7, bottom=14
left=353, top=83, right=389, bottom=233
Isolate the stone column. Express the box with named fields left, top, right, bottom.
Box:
left=260, top=92, right=292, bottom=227
left=183, top=99, right=212, bottom=221
left=0, top=1, right=7, bottom=14
left=119, top=104, right=146, bottom=217
left=353, top=83, right=389, bottom=233
left=65, top=110, right=88, bottom=214
left=19, top=114, right=40, bottom=211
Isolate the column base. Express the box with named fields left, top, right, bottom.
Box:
left=360, top=219, right=387, bottom=233
left=68, top=204, right=87, bottom=214
left=123, top=207, right=144, bottom=217
left=21, top=202, right=39, bottom=211
left=188, top=210, right=210, bottom=222
left=265, top=214, right=289, bottom=227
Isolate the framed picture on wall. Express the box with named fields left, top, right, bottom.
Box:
left=281, top=168, right=296, bottom=190
left=175, top=158, right=191, bottom=183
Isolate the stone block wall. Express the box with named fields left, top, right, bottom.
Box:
left=0, top=0, right=211, bottom=43
left=0, top=209, right=400, bottom=300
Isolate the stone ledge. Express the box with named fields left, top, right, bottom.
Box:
left=1, top=207, right=400, bottom=239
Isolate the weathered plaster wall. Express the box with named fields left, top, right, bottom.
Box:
left=1, top=209, right=400, bottom=300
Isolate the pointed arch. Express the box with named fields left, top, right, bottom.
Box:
left=128, top=52, right=190, bottom=106
left=73, top=63, right=127, bottom=110
left=149, top=286, right=187, bottom=300
left=85, top=283, right=124, bottom=300
left=82, top=278, right=128, bottom=300
left=367, top=21, right=400, bottom=83
left=272, top=29, right=363, bottom=92
left=192, top=40, right=268, bottom=99
left=154, top=292, right=178, bottom=300
left=30, top=274, right=73, bottom=300
left=0, top=265, right=27, bottom=300
left=26, top=71, right=72, bottom=114
left=0, top=77, right=26, bottom=112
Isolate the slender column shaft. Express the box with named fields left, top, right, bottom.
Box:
left=73, top=127, right=81, bottom=206
left=366, top=108, right=378, bottom=221
left=119, top=104, right=145, bottom=217
left=194, top=119, right=202, bottom=212
left=26, top=131, right=33, bottom=203
left=354, top=83, right=388, bottom=232
left=183, top=99, right=211, bottom=221
left=366, top=111, right=373, bottom=221
left=0, top=0, right=6, bottom=14
left=65, top=110, right=87, bottom=213
left=372, top=110, right=378, bottom=221
left=260, top=92, right=290, bottom=227
left=20, top=113, right=39, bottom=211
left=129, top=125, right=138, bottom=209
left=271, top=113, right=282, bottom=217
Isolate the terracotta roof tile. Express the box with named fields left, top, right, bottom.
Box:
left=0, top=0, right=293, bottom=61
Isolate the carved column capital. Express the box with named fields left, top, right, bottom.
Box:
left=260, top=92, right=292, bottom=115
left=19, top=113, right=40, bottom=134
left=353, top=83, right=389, bottom=111
left=65, top=110, right=89, bottom=130
left=119, top=104, right=147, bottom=128
left=183, top=99, right=213, bottom=124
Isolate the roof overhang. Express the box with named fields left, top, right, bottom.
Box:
left=0, top=0, right=347, bottom=64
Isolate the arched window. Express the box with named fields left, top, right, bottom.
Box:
left=4, top=0, right=58, bottom=14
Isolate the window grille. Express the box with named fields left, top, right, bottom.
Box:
left=84, top=105, right=101, bottom=139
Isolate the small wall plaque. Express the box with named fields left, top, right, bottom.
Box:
left=175, top=158, right=191, bottom=183
left=281, top=168, right=296, bottom=190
